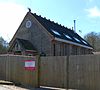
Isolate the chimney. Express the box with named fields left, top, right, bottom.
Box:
left=74, top=20, right=76, bottom=32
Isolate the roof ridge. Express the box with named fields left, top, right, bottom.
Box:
left=32, top=12, right=69, bottom=30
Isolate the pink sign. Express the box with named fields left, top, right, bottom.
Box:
left=24, top=60, right=35, bottom=71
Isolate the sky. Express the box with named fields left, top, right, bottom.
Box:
left=0, top=0, right=100, bottom=42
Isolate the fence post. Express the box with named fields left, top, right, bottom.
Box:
left=66, top=55, right=69, bottom=90
left=6, top=55, right=8, bottom=81
left=37, top=55, right=41, bottom=88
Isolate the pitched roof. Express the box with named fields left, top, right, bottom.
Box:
left=16, top=38, right=36, bottom=51
left=31, top=13, right=93, bottom=49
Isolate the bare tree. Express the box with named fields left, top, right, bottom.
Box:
left=84, top=32, right=100, bottom=51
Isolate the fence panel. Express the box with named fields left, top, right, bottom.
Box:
left=40, top=55, right=100, bottom=90
left=40, top=56, right=68, bottom=88
left=0, top=55, right=38, bottom=88
left=69, top=55, right=100, bottom=90
left=0, top=56, right=7, bottom=79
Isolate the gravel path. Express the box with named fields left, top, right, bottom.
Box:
left=0, top=80, right=74, bottom=90
left=0, top=80, right=52, bottom=90
left=0, top=85, right=52, bottom=90
left=0, top=85, right=28, bottom=90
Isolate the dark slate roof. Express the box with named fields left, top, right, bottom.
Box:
left=16, top=38, right=36, bottom=51
left=31, top=13, right=93, bottom=49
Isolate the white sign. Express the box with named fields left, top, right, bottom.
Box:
left=24, top=60, right=35, bottom=71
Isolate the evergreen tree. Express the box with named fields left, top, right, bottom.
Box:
left=0, top=37, right=8, bottom=54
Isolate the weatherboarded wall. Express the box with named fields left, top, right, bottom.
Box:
left=0, top=55, right=38, bottom=88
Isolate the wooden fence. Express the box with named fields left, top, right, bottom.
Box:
left=69, top=54, right=100, bottom=90
left=40, top=56, right=68, bottom=88
left=0, top=54, right=100, bottom=89
left=40, top=55, right=100, bottom=90
left=0, top=55, right=38, bottom=88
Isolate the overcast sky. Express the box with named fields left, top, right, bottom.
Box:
left=0, top=0, right=100, bottom=42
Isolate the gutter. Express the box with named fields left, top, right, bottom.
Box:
left=55, top=37, right=93, bottom=50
